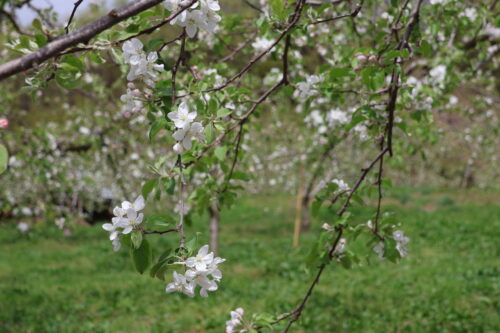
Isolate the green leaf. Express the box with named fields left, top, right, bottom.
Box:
left=149, top=260, right=168, bottom=280
left=311, top=199, right=322, bottom=218
left=145, top=213, right=173, bottom=227
left=142, top=179, right=158, bottom=198
left=146, top=38, right=164, bottom=51
left=385, top=49, right=410, bottom=59
left=330, top=67, right=352, bottom=79
left=340, top=254, right=352, bottom=269
left=34, top=34, right=47, bottom=47
left=55, top=70, right=81, bottom=89
left=131, top=230, right=143, bottom=249
left=416, top=40, right=432, bottom=57
left=204, top=123, right=215, bottom=144
left=61, top=55, right=84, bottom=72
left=214, top=147, right=227, bottom=161
left=253, top=313, right=275, bottom=328
left=131, top=238, right=152, bottom=274
left=208, top=98, right=218, bottom=114
left=162, top=177, right=176, bottom=195
left=384, top=237, right=400, bottom=263
left=231, top=170, right=250, bottom=181
left=184, top=236, right=197, bottom=255
left=217, top=108, right=232, bottom=118
left=0, top=144, right=8, bottom=174
left=149, top=118, right=167, bottom=141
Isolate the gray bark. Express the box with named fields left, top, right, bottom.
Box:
left=0, top=0, right=196, bottom=80
left=208, top=201, right=220, bottom=255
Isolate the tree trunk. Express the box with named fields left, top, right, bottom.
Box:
left=300, top=195, right=311, bottom=231
left=208, top=201, right=220, bottom=255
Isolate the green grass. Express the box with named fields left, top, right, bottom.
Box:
left=0, top=188, right=499, bottom=333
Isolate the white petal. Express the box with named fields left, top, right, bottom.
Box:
left=134, top=195, right=145, bottom=211
left=102, top=223, right=114, bottom=231
left=198, top=245, right=209, bottom=256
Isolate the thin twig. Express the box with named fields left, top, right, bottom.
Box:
left=65, top=0, right=84, bottom=34
left=143, top=227, right=179, bottom=235
left=310, top=0, right=364, bottom=25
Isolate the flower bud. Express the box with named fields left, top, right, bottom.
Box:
left=368, top=55, right=377, bottom=63
left=123, top=111, right=131, bottom=119
left=127, top=82, right=136, bottom=89
left=355, top=53, right=367, bottom=63
left=0, top=118, right=9, bottom=129
left=322, top=223, right=331, bottom=230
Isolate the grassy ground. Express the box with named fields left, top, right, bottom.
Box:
left=0, top=187, right=499, bottom=333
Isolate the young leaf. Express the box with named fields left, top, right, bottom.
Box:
left=131, top=230, right=143, bottom=249
left=142, top=179, right=158, bottom=198
left=214, top=147, right=227, bottom=161
left=131, top=238, right=152, bottom=274
left=0, top=144, right=8, bottom=174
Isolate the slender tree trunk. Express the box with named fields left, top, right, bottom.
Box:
left=293, top=184, right=304, bottom=247
left=300, top=195, right=311, bottom=231
left=208, top=201, right=220, bottom=255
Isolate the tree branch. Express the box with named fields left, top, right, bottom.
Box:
left=65, top=0, right=84, bottom=34
left=0, top=0, right=196, bottom=80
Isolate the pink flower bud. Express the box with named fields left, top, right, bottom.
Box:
left=127, top=82, right=136, bottom=89
left=123, top=112, right=131, bottom=119
left=355, top=54, right=367, bottom=63
left=0, top=118, right=9, bottom=129
left=132, top=89, right=142, bottom=97
left=368, top=55, right=377, bottom=63
left=236, top=308, right=244, bottom=315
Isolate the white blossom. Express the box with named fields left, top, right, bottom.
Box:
left=168, top=101, right=197, bottom=128
left=55, top=217, right=65, bottom=230
left=335, top=238, right=347, bottom=253
left=120, top=86, right=144, bottom=114
left=17, top=222, right=30, bottom=234
left=226, top=308, right=244, bottom=333
left=251, top=37, right=274, bottom=53
left=373, top=242, right=384, bottom=259
left=127, top=52, right=164, bottom=86
left=166, top=271, right=195, bottom=297
left=172, top=122, right=205, bottom=153
left=373, top=230, right=410, bottom=259
left=185, top=244, right=214, bottom=271
left=332, top=178, right=349, bottom=194
left=429, top=65, right=447, bottom=85
left=180, top=10, right=205, bottom=38
left=294, top=75, right=323, bottom=98
left=393, top=230, right=410, bottom=257
left=326, top=109, right=350, bottom=126
left=166, top=245, right=225, bottom=298
left=102, top=195, right=145, bottom=251
left=122, top=38, right=144, bottom=65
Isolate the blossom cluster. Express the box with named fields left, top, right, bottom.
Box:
left=294, top=74, right=323, bottom=99
left=102, top=195, right=145, bottom=251
left=168, top=101, right=204, bottom=154
left=251, top=37, right=274, bottom=54
left=225, top=307, right=245, bottom=333
left=120, top=82, right=144, bottom=116
left=331, top=178, right=349, bottom=194
left=165, top=0, right=221, bottom=38
left=373, top=230, right=410, bottom=259
left=122, top=38, right=164, bottom=86
left=166, top=245, right=225, bottom=297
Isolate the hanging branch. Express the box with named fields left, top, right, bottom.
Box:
left=0, top=0, right=198, bottom=80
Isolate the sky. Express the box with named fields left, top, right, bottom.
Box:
left=15, top=0, right=112, bottom=26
